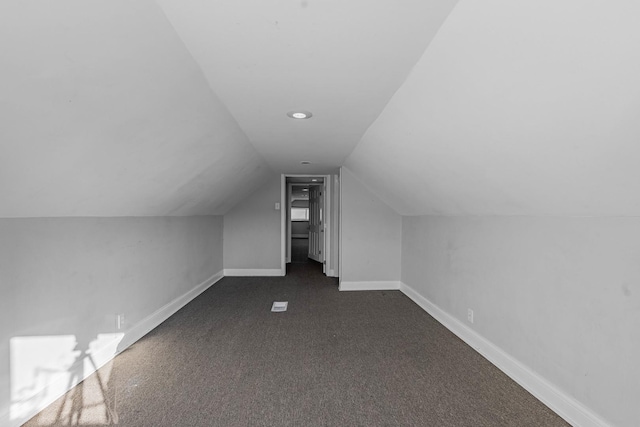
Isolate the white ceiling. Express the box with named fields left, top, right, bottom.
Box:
left=346, top=0, right=640, bottom=216
left=2, top=0, right=639, bottom=217
left=156, top=0, right=458, bottom=174
left=291, top=186, right=310, bottom=201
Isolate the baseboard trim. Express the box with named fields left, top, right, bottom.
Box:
left=399, top=282, right=611, bottom=427
left=7, top=270, right=224, bottom=427
left=223, top=268, right=283, bottom=277
left=339, top=280, right=401, bottom=291
left=118, top=270, right=224, bottom=350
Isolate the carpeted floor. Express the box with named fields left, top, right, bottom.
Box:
left=290, top=237, right=309, bottom=263
left=25, top=262, right=569, bottom=427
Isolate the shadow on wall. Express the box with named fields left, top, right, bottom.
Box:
left=9, top=331, right=123, bottom=426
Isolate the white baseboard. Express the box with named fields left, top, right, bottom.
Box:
left=399, top=282, right=611, bottom=427
left=223, top=268, right=283, bottom=277
left=118, top=270, right=224, bottom=350
left=339, top=280, right=401, bottom=291
left=7, top=270, right=224, bottom=427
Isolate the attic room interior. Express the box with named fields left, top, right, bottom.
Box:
left=1, top=1, right=638, bottom=426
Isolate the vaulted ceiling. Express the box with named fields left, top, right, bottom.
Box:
left=2, top=0, right=639, bottom=217
left=345, top=0, right=640, bottom=216
left=156, top=0, right=457, bottom=174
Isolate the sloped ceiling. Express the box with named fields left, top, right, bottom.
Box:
left=345, top=0, right=640, bottom=216
left=1, top=0, right=458, bottom=217
left=156, top=0, right=458, bottom=174
left=4, top=0, right=638, bottom=218
left=0, top=0, right=271, bottom=217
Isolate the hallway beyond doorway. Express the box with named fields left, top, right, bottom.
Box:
left=291, top=237, right=309, bottom=263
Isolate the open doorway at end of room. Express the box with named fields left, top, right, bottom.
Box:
left=282, top=174, right=338, bottom=277
left=290, top=184, right=311, bottom=264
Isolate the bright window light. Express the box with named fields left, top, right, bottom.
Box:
left=291, top=208, right=309, bottom=221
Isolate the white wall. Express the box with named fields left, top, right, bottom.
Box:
left=339, top=167, right=401, bottom=289
left=0, top=0, right=271, bottom=218
left=0, top=216, right=223, bottom=426
left=401, top=215, right=640, bottom=427
left=223, top=175, right=282, bottom=274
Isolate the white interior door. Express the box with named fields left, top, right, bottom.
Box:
left=286, top=183, right=292, bottom=263
left=308, top=185, right=325, bottom=263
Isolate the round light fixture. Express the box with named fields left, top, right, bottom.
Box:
left=287, top=110, right=313, bottom=119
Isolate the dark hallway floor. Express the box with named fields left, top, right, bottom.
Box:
left=290, top=237, right=309, bottom=263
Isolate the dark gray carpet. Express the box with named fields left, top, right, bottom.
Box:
left=25, top=262, right=568, bottom=426
left=290, top=237, right=309, bottom=263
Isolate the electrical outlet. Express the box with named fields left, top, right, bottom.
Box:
left=467, top=309, right=474, bottom=324
left=116, top=313, right=125, bottom=330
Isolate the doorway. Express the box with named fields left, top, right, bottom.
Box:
left=290, top=183, right=313, bottom=263
left=281, top=174, right=338, bottom=277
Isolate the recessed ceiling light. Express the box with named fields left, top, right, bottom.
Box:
left=300, top=161, right=311, bottom=165
left=302, top=189, right=309, bottom=191
left=311, top=179, right=318, bottom=182
left=287, top=110, right=313, bottom=119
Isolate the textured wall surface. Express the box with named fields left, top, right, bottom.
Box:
left=340, top=168, right=401, bottom=283
left=0, top=216, right=223, bottom=423
left=401, top=215, right=640, bottom=426
left=223, top=175, right=282, bottom=271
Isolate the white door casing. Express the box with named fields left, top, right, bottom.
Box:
left=281, top=174, right=334, bottom=276
left=308, top=184, right=325, bottom=265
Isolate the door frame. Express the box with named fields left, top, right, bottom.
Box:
left=306, top=183, right=324, bottom=266
left=281, top=174, right=335, bottom=275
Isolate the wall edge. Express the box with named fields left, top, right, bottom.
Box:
left=10, top=270, right=224, bottom=427
left=399, top=281, right=611, bottom=427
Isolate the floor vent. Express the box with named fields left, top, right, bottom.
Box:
left=271, top=301, right=288, bottom=312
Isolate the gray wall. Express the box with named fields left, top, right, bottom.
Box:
left=291, top=221, right=309, bottom=236
left=340, top=167, right=401, bottom=283
left=0, top=216, right=223, bottom=424
left=223, top=175, right=282, bottom=271
left=401, top=215, right=640, bottom=427
left=223, top=173, right=340, bottom=275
